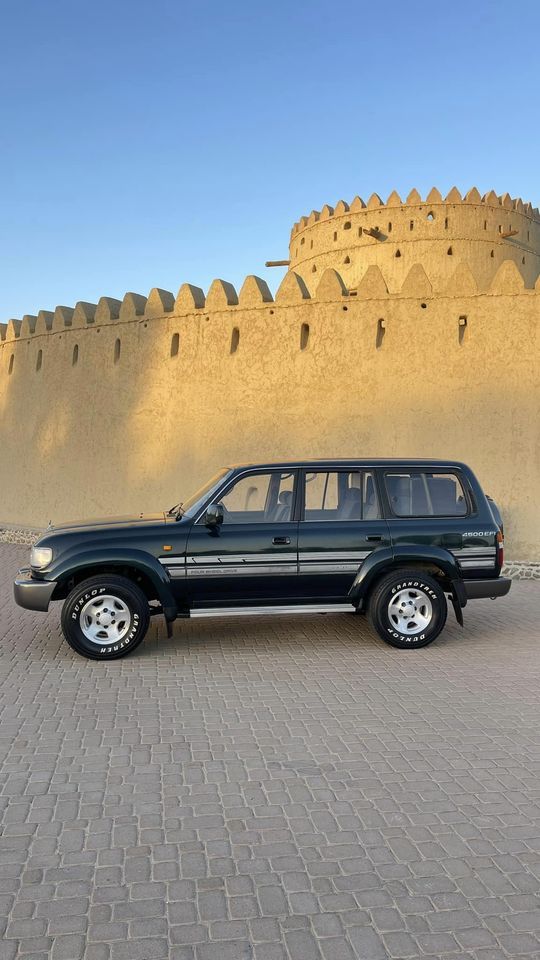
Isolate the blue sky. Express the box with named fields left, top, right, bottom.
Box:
left=1, top=0, right=539, bottom=320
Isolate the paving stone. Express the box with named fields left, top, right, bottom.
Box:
left=311, top=914, right=344, bottom=938
left=198, top=890, right=228, bottom=921
left=196, top=943, right=254, bottom=960
left=284, top=930, right=322, bottom=959
left=318, top=937, right=355, bottom=960
left=170, top=923, right=208, bottom=945
left=347, top=925, right=387, bottom=957
left=209, top=920, right=249, bottom=940
left=51, top=936, right=87, bottom=959
left=498, top=932, right=540, bottom=953
left=382, top=931, right=419, bottom=956
left=110, top=938, right=169, bottom=959
left=416, top=932, right=459, bottom=953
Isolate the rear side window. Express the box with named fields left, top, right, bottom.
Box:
left=303, top=470, right=381, bottom=521
left=385, top=471, right=468, bottom=517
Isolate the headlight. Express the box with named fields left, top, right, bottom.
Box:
left=31, top=546, right=53, bottom=569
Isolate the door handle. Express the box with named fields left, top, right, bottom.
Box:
left=273, top=536, right=291, bottom=545
left=366, top=535, right=382, bottom=542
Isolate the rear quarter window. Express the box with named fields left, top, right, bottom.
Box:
left=385, top=471, right=469, bottom=517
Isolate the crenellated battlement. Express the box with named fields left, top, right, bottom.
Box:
left=291, top=187, right=540, bottom=236
left=0, top=256, right=536, bottom=347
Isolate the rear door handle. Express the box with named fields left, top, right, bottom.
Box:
left=366, top=535, right=382, bottom=542
left=273, top=536, right=291, bottom=545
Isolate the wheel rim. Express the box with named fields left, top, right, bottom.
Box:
left=79, top=594, right=131, bottom=645
left=388, top=587, right=433, bottom=635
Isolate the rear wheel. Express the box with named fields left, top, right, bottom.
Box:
left=61, top=575, right=150, bottom=660
left=368, top=569, right=447, bottom=649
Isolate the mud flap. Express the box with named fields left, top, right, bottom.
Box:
left=450, top=592, right=464, bottom=627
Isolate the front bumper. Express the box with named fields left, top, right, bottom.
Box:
left=14, top=568, right=57, bottom=612
left=463, top=577, right=511, bottom=600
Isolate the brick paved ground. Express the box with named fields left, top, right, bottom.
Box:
left=1, top=542, right=540, bottom=960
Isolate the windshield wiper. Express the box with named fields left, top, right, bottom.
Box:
left=166, top=502, right=183, bottom=517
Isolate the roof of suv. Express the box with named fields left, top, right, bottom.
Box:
left=226, top=459, right=469, bottom=471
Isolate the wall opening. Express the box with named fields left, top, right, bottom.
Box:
left=230, top=327, right=240, bottom=354
left=343, top=221, right=351, bottom=230
left=420, top=303, right=427, bottom=309
left=36, top=349, right=43, bottom=372
left=300, top=237, right=305, bottom=245
left=527, top=230, right=530, bottom=241
left=300, top=323, right=310, bottom=351
left=388, top=222, right=392, bottom=232
left=311, top=264, right=317, bottom=272
left=427, top=212, right=434, bottom=221
left=522, top=256, right=526, bottom=264
left=310, top=240, right=313, bottom=249
left=333, top=231, right=337, bottom=241
left=376, top=318, right=385, bottom=349
left=409, top=220, right=414, bottom=231
left=459, top=315, right=467, bottom=345
left=395, top=249, right=401, bottom=258
left=344, top=255, right=351, bottom=264
left=484, top=220, right=487, bottom=230
left=490, top=249, right=494, bottom=258
left=444, top=217, right=448, bottom=229
left=72, top=344, right=79, bottom=366
left=8, top=354, right=14, bottom=375
left=447, top=246, right=453, bottom=255
left=114, top=338, right=121, bottom=364
left=171, top=333, right=180, bottom=357
left=358, top=227, right=363, bottom=237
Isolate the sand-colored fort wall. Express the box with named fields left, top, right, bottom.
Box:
left=1, top=188, right=539, bottom=559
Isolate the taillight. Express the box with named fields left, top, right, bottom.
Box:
left=497, top=529, right=504, bottom=567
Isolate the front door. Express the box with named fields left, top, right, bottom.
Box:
left=297, top=468, right=391, bottom=601
left=185, top=469, right=299, bottom=606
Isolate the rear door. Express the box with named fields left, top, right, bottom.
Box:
left=297, top=468, right=391, bottom=601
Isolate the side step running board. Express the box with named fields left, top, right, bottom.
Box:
left=189, top=604, right=356, bottom=619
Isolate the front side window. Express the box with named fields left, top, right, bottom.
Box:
left=385, top=471, right=468, bottom=517
left=217, top=471, right=296, bottom=524
left=303, top=471, right=381, bottom=521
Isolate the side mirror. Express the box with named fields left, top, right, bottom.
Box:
left=204, top=502, right=224, bottom=528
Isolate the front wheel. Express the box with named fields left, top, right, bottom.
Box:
left=368, top=569, right=447, bottom=649
left=61, top=575, right=150, bottom=660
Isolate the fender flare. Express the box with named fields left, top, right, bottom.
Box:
left=50, top=548, right=178, bottom=621
left=348, top=544, right=465, bottom=609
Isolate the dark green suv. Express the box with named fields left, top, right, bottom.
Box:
left=14, top=460, right=510, bottom=660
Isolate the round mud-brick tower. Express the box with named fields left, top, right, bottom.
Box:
left=288, top=187, right=540, bottom=293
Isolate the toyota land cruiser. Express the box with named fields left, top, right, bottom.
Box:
left=14, top=460, right=511, bottom=659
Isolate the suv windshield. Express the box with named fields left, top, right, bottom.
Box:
left=175, top=468, right=232, bottom=519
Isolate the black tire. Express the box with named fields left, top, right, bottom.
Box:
left=61, top=575, right=150, bottom=660
left=367, top=569, right=447, bottom=650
